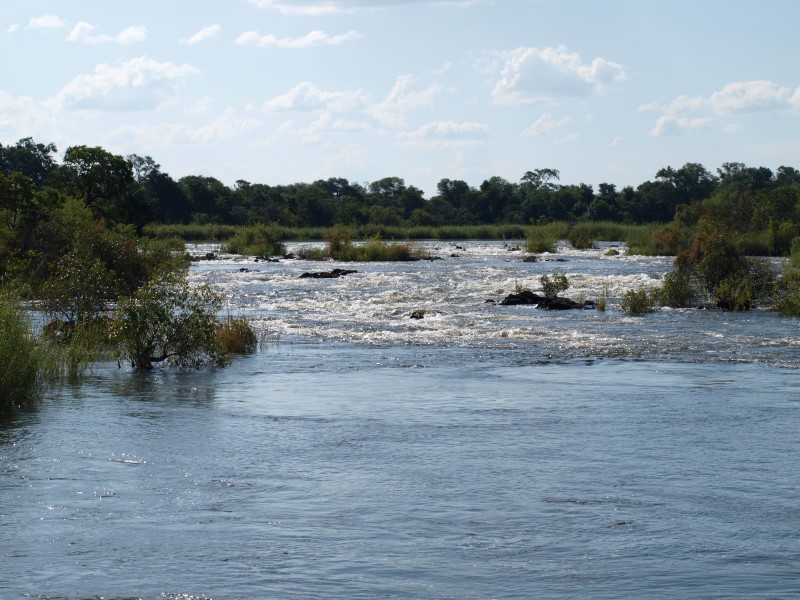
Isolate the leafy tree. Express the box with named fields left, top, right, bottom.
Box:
left=112, top=272, right=226, bottom=370
left=0, top=137, right=58, bottom=186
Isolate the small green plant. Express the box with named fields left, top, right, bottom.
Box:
left=620, top=287, right=657, bottom=315
left=540, top=273, right=570, bottom=301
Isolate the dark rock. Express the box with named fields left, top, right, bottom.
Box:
left=523, top=255, right=538, bottom=262
left=498, top=290, right=590, bottom=310
left=198, top=252, right=217, bottom=261
left=499, top=290, right=545, bottom=306
left=239, top=268, right=251, bottom=273
left=450, top=253, right=460, bottom=258
left=300, top=268, right=358, bottom=279
left=409, top=309, right=426, bottom=319
left=255, top=256, right=280, bottom=263
left=284, top=253, right=297, bottom=260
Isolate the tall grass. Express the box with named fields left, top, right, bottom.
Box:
left=217, top=316, right=258, bottom=354
left=222, top=224, right=286, bottom=257
left=297, top=228, right=429, bottom=262
left=0, top=295, right=43, bottom=412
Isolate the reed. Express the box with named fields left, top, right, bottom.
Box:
left=217, top=316, right=258, bottom=354
left=222, top=224, right=286, bottom=257
left=0, top=294, right=44, bottom=412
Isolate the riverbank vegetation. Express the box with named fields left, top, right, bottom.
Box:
left=3, top=136, right=800, bottom=406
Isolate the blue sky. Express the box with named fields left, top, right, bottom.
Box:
left=2, top=0, right=799, bottom=197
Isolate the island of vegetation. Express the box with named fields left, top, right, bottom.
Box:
left=2, top=136, right=800, bottom=411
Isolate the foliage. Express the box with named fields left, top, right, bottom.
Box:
left=540, top=273, right=570, bottom=301
left=112, top=272, right=227, bottom=370
left=222, top=223, right=286, bottom=257
left=217, top=316, right=258, bottom=354
left=0, top=293, right=43, bottom=412
left=526, top=233, right=556, bottom=253
left=620, top=287, right=657, bottom=315
left=658, top=271, right=698, bottom=308
left=296, top=227, right=428, bottom=262
left=674, top=226, right=776, bottom=310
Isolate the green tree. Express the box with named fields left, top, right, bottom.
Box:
left=112, top=272, right=226, bottom=370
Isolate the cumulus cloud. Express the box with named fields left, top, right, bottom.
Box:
left=367, top=75, right=443, bottom=128
left=522, top=112, right=570, bottom=137
left=49, top=56, right=199, bottom=112
left=398, top=120, right=489, bottom=148
left=28, top=14, right=66, bottom=30
left=262, top=82, right=367, bottom=112
left=246, top=0, right=485, bottom=15
left=644, top=80, right=800, bottom=136
left=235, top=30, right=361, bottom=48
left=182, top=25, right=221, bottom=45
left=66, top=22, right=147, bottom=44
left=492, top=45, right=625, bottom=106
left=7, top=24, right=20, bottom=33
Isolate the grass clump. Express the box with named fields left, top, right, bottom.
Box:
left=222, top=224, right=286, bottom=257
left=0, top=294, right=43, bottom=412
left=526, top=233, right=557, bottom=253
left=217, top=316, right=258, bottom=354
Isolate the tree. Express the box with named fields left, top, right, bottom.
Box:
left=112, top=272, right=227, bottom=370
left=60, top=145, right=136, bottom=222
left=0, top=137, right=58, bottom=186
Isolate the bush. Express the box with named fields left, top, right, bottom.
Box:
left=112, top=272, right=227, bottom=370
left=620, top=287, right=657, bottom=315
left=659, top=271, right=697, bottom=308
left=0, top=293, right=42, bottom=412
left=540, top=273, right=570, bottom=300
left=526, top=234, right=556, bottom=253
left=217, top=316, right=257, bottom=354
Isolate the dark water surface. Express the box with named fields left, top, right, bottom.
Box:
left=2, top=244, right=800, bottom=598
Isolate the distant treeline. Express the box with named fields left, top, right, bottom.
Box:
left=1, top=137, right=798, bottom=230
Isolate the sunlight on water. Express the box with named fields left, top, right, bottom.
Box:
left=2, top=242, right=799, bottom=599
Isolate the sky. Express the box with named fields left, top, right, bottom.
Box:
left=2, top=0, right=799, bottom=197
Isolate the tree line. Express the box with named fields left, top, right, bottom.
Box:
left=3, top=137, right=799, bottom=235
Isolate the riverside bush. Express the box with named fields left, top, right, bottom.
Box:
left=620, top=287, right=657, bottom=315
left=222, top=224, right=286, bottom=257
left=658, top=271, right=697, bottom=308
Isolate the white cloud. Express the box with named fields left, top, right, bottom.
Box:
left=492, top=45, right=626, bottom=106
left=0, top=91, right=49, bottom=139
left=648, top=80, right=800, bottom=136
left=7, top=24, right=20, bottom=34
left=610, top=136, right=622, bottom=147
left=522, top=112, right=570, bottom=137
left=262, top=82, right=367, bottom=112
left=66, top=22, right=147, bottom=44
left=182, top=25, right=221, bottom=45
left=28, top=14, right=66, bottom=30
left=247, top=0, right=485, bottom=15
left=367, top=75, right=443, bottom=128
left=398, top=120, right=489, bottom=148
left=651, top=115, right=713, bottom=136
left=50, top=56, right=199, bottom=112
left=235, top=30, right=361, bottom=48
left=709, top=80, right=796, bottom=114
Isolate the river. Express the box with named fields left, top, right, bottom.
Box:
left=2, top=241, right=799, bottom=599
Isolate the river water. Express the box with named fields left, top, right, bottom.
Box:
left=2, top=242, right=799, bottom=599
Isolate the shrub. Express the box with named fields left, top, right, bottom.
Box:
left=659, top=271, right=697, bottom=308
left=0, top=293, right=42, bottom=412
left=217, top=316, right=257, bottom=354
left=620, top=287, right=657, bottom=315
left=540, top=273, right=570, bottom=301
left=112, top=272, right=227, bottom=370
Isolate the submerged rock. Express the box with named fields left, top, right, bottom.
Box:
left=409, top=309, right=426, bottom=319
left=299, top=268, right=358, bottom=279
